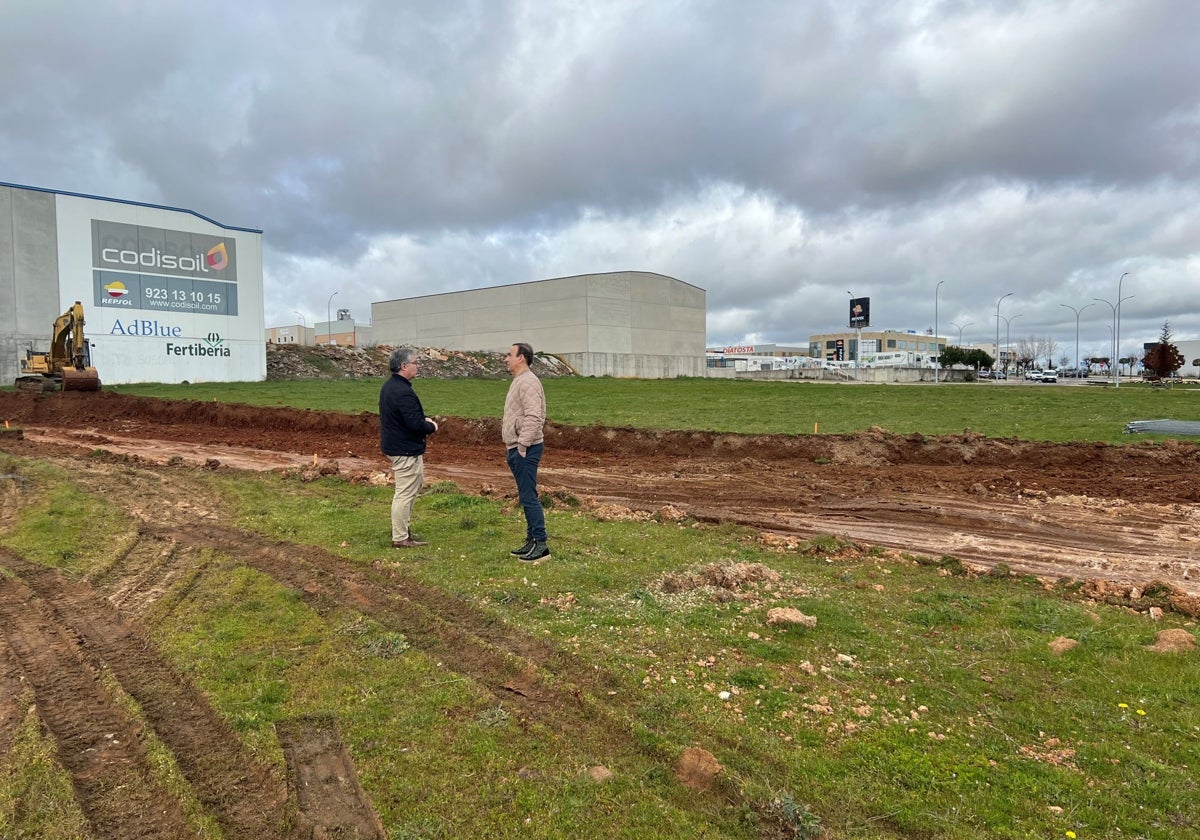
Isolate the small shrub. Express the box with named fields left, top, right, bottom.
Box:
left=475, top=705, right=511, bottom=728
left=363, top=631, right=410, bottom=658
left=940, top=555, right=966, bottom=575
left=761, top=790, right=823, bottom=839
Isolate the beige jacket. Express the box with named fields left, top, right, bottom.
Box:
left=502, top=370, right=545, bottom=453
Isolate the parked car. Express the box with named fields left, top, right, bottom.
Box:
left=1041, top=369, right=1058, bottom=382
left=1025, top=369, right=1043, bottom=381
left=992, top=370, right=1007, bottom=380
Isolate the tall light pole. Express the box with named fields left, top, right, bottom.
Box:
left=846, top=290, right=860, bottom=366
left=951, top=321, right=973, bottom=346
left=1115, top=272, right=1130, bottom=388
left=1094, top=297, right=1117, bottom=382
left=1094, top=292, right=1132, bottom=384
left=294, top=311, right=307, bottom=346
left=1106, top=324, right=1112, bottom=375
left=934, top=280, right=944, bottom=383
left=1058, top=302, right=1093, bottom=373
left=1000, top=313, right=1022, bottom=377
left=326, top=291, right=339, bottom=346
left=994, top=292, right=1013, bottom=375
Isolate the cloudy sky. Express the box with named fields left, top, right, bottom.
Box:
left=3, top=0, right=1198, bottom=364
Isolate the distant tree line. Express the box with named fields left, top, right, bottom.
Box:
left=938, top=346, right=994, bottom=370
left=940, top=322, right=1188, bottom=381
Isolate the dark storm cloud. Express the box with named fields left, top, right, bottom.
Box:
left=2, top=0, right=1198, bottom=355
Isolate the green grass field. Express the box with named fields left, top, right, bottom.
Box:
left=2, top=378, right=1199, bottom=838
left=109, top=376, right=1200, bottom=443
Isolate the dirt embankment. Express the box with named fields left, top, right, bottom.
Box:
left=2, top=390, right=1199, bottom=602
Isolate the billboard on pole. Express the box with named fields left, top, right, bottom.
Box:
left=849, top=297, right=870, bottom=328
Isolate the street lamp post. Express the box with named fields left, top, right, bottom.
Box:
left=1000, top=313, right=1022, bottom=377
left=326, top=291, right=339, bottom=346
left=951, top=321, right=973, bottom=346
left=994, top=293, right=1013, bottom=376
left=1094, top=292, right=1132, bottom=384
left=934, top=280, right=944, bottom=383
left=1115, top=272, right=1130, bottom=388
left=846, top=290, right=860, bottom=367
left=1058, top=302, right=1094, bottom=374
left=1094, top=297, right=1117, bottom=382
left=294, top=311, right=307, bottom=346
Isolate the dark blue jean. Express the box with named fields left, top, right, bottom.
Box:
left=506, top=443, right=546, bottom=541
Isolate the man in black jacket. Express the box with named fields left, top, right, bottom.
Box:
left=380, top=347, right=438, bottom=547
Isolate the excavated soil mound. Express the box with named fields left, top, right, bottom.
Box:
left=1, top=390, right=1198, bottom=603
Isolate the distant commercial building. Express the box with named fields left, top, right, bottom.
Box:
left=314, top=309, right=371, bottom=347
left=705, top=343, right=810, bottom=371
left=809, top=329, right=946, bottom=364
left=265, top=323, right=312, bottom=345
left=2, top=181, right=265, bottom=385
left=266, top=310, right=372, bottom=347
left=371, top=271, right=706, bottom=378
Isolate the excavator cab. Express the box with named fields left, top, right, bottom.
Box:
left=17, top=301, right=102, bottom=392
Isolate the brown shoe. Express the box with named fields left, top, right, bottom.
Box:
left=392, top=537, right=428, bottom=548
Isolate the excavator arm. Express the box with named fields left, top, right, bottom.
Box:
left=16, top=301, right=101, bottom=391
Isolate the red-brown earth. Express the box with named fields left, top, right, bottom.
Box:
left=2, top=388, right=1198, bottom=837
left=4, top=390, right=1198, bottom=596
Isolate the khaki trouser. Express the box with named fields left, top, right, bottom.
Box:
left=389, top=454, right=424, bottom=541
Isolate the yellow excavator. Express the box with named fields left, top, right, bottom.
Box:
left=16, top=301, right=102, bottom=392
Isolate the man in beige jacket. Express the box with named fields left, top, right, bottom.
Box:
left=503, top=342, right=548, bottom=561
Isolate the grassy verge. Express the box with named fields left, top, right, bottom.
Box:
left=2, top=452, right=1196, bottom=838
left=107, top=377, right=1200, bottom=443
left=0, top=706, right=93, bottom=840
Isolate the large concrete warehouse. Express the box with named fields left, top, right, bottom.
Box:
left=371, top=271, right=707, bottom=377
left=1, top=182, right=265, bottom=386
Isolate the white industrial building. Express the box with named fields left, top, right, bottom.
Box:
left=1, top=181, right=265, bottom=386
left=371, top=271, right=707, bottom=378
left=1162, top=339, right=1200, bottom=378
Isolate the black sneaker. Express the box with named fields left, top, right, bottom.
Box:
left=518, top=541, right=550, bottom=562
left=510, top=539, right=535, bottom=556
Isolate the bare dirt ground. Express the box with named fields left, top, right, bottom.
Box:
left=2, top=388, right=1199, bottom=837
left=3, top=390, right=1198, bottom=597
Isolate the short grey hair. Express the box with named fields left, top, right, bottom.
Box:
left=389, top=346, right=418, bottom=373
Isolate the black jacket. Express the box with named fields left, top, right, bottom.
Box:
left=379, top=374, right=435, bottom=456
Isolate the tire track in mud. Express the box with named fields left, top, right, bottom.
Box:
left=0, top=548, right=292, bottom=840
left=0, top=633, right=29, bottom=759
left=55, top=457, right=751, bottom=803
left=4, top=390, right=1200, bottom=598
left=0, top=555, right=200, bottom=839
left=89, top=526, right=211, bottom=617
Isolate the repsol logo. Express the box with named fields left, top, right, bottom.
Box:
left=110, top=318, right=182, bottom=337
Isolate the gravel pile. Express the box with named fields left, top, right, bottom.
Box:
left=266, top=343, right=576, bottom=381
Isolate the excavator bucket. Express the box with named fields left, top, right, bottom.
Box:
left=61, top=367, right=101, bottom=391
